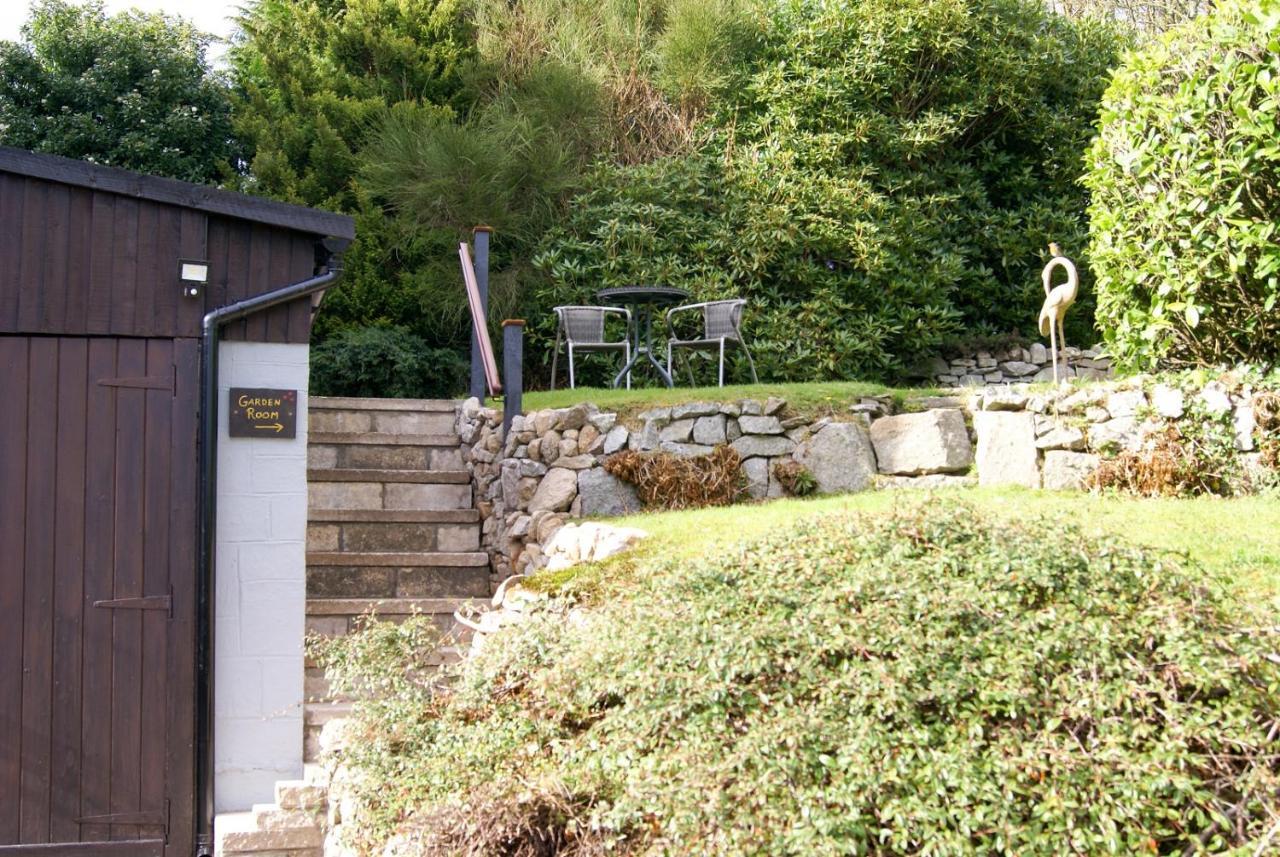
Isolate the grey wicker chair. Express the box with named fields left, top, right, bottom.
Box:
left=664, top=299, right=758, bottom=387
left=550, top=305, right=631, bottom=390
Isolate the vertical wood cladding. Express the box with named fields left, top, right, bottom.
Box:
left=0, top=171, right=320, bottom=343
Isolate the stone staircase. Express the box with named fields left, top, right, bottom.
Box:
left=303, top=396, right=490, bottom=760
left=215, top=765, right=329, bottom=856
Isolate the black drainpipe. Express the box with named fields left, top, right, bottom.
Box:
left=194, top=244, right=345, bottom=856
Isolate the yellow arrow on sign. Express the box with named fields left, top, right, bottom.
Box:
left=254, top=422, right=285, bottom=433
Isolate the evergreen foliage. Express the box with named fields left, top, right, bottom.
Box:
left=0, top=0, right=236, bottom=183
left=1085, top=0, right=1280, bottom=371
left=309, top=324, right=468, bottom=399
left=534, top=0, right=1125, bottom=382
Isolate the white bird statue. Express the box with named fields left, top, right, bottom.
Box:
left=1038, top=242, right=1079, bottom=385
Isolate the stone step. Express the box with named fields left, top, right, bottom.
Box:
left=307, top=551, right=490, bottom=600
left=214, top=810, right=323, bottom=853
left=251, top=803, right=323, bottom=830
left=309, top=433, right=464, bottom=471
left=308, top=508, right=479, bottom=523
left=306, top=596, right=485, bottom=618
left=304, top=701, right=353, bottom=727
left=308, top=517, right=480, bottom=554
left=275, top=777, right=328, bottom=811
left=308, top=479, right=472, bottom=512
left=308, top=468, right=470, bottom=484
left=310, top=396, right=457, bottom=412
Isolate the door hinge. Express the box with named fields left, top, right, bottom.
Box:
left=93, top=592, right=173, bottom=617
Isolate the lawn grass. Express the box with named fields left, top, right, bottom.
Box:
left=521, top=380, right=951, bottom=421
left=533, top=488, right=1280, bottom=608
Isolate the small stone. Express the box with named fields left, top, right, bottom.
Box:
left=539, top=431, right=561, bottom=463
left=1234, top=404, right=1256, bottom=452
left=869, top=409, right=973, bottom=475
left=977, top=355, right=998, bottom=368
left=731, top=434, right=796, bottom=458
left=1089, top=417, right=1140, bottom=451
left=636, top=407, right=672, bottom=423
left=659, top=418, right=696, bottom=443
left=737, top=415, right=784, bottom=434
left=672, top=401, right=720, bottom=419
left=552, top=405, right=589, bottom=431
left=740, top=457, right=769, bottom=498
left=763, top=396, right=787, bottom=416
left=588, top=412, right=617, bottom=432
left=527, top=468, right=578, bottom=513
left=984, top=372, right=1003, bottom=383
left=739, top=400, right=764, bottom=416
left=578, top=423, right=601, bottom=454
left=692, top=414, right=728, bottom=445
left=555, top=454, right=596, bottom=470
left=1000, top=360, right=1039, bottom=377
left=793, top=422, right=878, bottom=493
left=780, top=416, right=808, bottom=430
left=1105, top=389, right=1146, bottom=419
left=508, top=515, right=532, bottom=538
left=634, top=420, right=661, bottom=451
left=1033, top=418, right=1086, bottom=451
left=973, top=411, right=1039, bottom=488
left=1199, top=383, right=1232, bottom=416
left=1029, top=342, right=1048, bottom=363
left=1042, top=450, right=1100, bottom=491
left=961, top=375, right=985, bottom=387
left=531, top=409, right=555, bottom=436
left=603, top=425, right=630, bottom=455
left=916, top=396, right=965, bottom=410
left=1032, top=365, right=1075, bottom=383
left=720, top=402, right=742, bottom=417
left=726, top=419, right=742, bottom=442
left=559, top=437, right=579, bottom=458
left=1151, top=385, right=1185, bottom=419
left=982, top=388, right=1028, bottom=411
left=951, top=358, right=977, bottom=368
left=536, top=514, right=564, bottom=544
left=937, top=375, right=959, bottom=386
left=519, top=460, right=547, bottom=478
left=577, top=468, right=641, bottom=517
left=1085, top=406, right=1110, bottom=423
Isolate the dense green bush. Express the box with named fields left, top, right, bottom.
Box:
left=319, top=505, right=1280, bottom=854
left=309, top=325, right=467, bottom=398
left=1085, top=0, right=1280, bottom=371
left=533, top=0, right=1124, bottom=383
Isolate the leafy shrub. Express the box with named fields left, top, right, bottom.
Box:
left=324, top=505, right=1280, bottom=854
left=309, top=324, right=467, bottom=399
left=533, top=0, right=1125, bottom=382
left=1085, top=0, right=1280, bottom=371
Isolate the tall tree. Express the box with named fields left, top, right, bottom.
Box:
left=0, top=0, right=237, bottom=184
left=229, top=0, right=475, bottom=353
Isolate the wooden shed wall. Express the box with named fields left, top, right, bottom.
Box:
left=0, top=171, right=320, bottom=343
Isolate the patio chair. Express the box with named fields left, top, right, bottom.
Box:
left=550, top=305, right=632, bottom=390
left=665, top=299, right=759, bottom=387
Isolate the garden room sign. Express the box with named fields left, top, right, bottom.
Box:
left=229, top=387, right=298, bottom=438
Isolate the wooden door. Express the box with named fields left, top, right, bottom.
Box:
left=0, top=336, right=197, bottom=856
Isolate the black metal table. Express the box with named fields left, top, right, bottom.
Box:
left=596, top=285, right=689, bottom=388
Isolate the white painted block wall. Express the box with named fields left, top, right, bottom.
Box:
left=214, top=341, right=310, bottom=812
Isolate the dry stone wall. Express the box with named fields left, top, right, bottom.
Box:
left=457, top=377, right=1272, bottom=578
left=929, top=343, right=1113, bottom=387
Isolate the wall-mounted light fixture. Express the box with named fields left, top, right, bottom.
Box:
left=180, top=259, right=209, bottom=298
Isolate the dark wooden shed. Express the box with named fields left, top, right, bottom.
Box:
left=0, top=147, right=354, bottom=857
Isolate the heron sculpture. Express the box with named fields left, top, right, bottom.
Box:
left=1038, top=242, right=1079, bottom=385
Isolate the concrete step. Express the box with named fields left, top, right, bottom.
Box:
left=310, top=396, right=457, bottom=412
left=308, top=508, right=479, bottom=524
left=308, top=467, right=470, bottom=484
left=309, top=398, right=456, bottom=436
left=306, top=596, right=485, bottom=618
left=274, top=777, right=328, bottom=811
left=308, top=519, right=480, bottom=554
left=308, top=511, right=480, bottom=553
left=309, top=432, right=463, bottom=471
left=308, top=479, right=472, bottom=512
left=308, top=550, right=487, bottom=567
left=214, top=809, right=323, bottom=854
left=307, top=560, right=491, bottom=600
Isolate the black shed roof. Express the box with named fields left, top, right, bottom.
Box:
left=0, top=146, right=354, bottom=241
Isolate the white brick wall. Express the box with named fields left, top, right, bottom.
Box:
left=214, top=341, right=310, bottom=812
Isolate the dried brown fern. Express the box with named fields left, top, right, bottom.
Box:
left=604, top=446, right=742, bottom=509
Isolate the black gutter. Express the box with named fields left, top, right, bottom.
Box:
left=194, top=247, right=345, bottom=856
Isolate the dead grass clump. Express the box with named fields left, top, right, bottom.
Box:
left=1255, top=391, right=1280, bottom=470
left=772, top=459, right=817, bottom=496
left=1085, top=426, right=1227, bottom=496
left=604, top=446, right=742, bottom=509
left=392, top=784, right=615, bottom=857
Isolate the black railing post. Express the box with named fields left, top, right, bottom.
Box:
left=470, top=226, right=492, bottom=402
left=502, top=319, right=524, bottom=437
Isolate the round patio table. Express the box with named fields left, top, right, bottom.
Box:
left=596, top=285, right=689, bottom=388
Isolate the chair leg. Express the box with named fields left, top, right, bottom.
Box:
left=739, top=337, right=759, bottom=384
left=550, top=326, right=562, bottom=391
left=625, top=344, right=632, bottom=390
left=718, top=339, right=725, bottom=387
left=568, top=344, right=576, bottom=389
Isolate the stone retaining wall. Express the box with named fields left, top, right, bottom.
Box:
left=458, top=377, right=1272, bottom=579
left=928, top=343, right=1114, bottom=387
